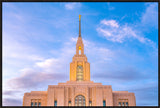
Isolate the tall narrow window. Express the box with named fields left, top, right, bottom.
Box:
left=126, top=102, right=128, bottom=106
left=119, top=102, right=121, bottom=106
left=103, top=100, right=106, bottom=106
left=31, top=102, right=34, bottom=106
left=35, top=102, right=37, bottom=106
left=54, top=100, right=57, bottom=106
left=89, top=101, right=92, bottom=106
left=122, top=102, right=125, bottom=106
left=68, top=101, right=71, bottom=106
left=118, top=99, right=128, bottom=106
left=79, top=46, right=81, bottom=55
left=76, top=65, right=83, bottom=81
left=38, top=102, right=41, bottom=106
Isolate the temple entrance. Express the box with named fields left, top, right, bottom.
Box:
left=75, top=95, right=85, bottom=106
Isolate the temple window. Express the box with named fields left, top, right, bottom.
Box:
left=31, top=102, right=34, bottom=106
left=54, top=100, right=57, bottom=106
left=38, top=102, right=41, bottom=106
left=118, top=99, right=128, bottom=106
left=119, top=102, right=121, bottom=106
left=76, top=65, right=83, bottom=81
left=103, top=100, right=106, bottom=106
left=35, top=102, right=37, bottom=106
left=68, top=101, right=71, bottom=106
left=31, top=99, right=42, bottom=106
left=122, top=102, right=125, bottom=106
left=126, top=102, right=128, bottom=106
left=89, top=101, right=92, bottom=106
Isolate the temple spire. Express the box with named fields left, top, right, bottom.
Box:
left=79, top=15, right=81, bottom=37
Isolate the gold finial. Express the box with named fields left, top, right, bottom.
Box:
left=79, top=15, right=81, bottom=21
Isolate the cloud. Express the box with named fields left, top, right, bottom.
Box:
left=129, top=82, right=158, bottom=106
left=127, top=82, right=158, bottom=106
left=3, top=90, right=22, bottom=96
left=101, top=19, right=119, bottom=28
left=141, top=3, right=158, bottom=28
left=35, top=58, right=62, bottom=70
left=3, top=98, right=22, bottom=106
left=2, top=10, right=46, bottom=64
left=3, top=37, right=76, bottom=90
left=97, top=19, right=153, bottom=44
left=92, top=66, right=149, bottom=82
left=6, top=68, right=66, bottom=89
left=65, top=3, right=81, bottom=10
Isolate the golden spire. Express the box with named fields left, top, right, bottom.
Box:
left=79, top=15, right=81, bottom=37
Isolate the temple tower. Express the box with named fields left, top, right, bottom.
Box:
left=70, top=15, right=90, bottom=81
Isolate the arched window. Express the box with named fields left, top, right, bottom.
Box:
left=75, top=95, right=85, bottom=106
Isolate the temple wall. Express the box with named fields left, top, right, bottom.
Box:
left=23, top=91, right=47, bottom=106
left=113, top=91, right=136, bottom=106
left=23, top=83, right=135, bottom=106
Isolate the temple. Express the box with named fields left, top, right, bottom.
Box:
left=23, top=15, right=136, bottom=106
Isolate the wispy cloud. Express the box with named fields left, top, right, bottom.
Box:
left=3, top=90, right=22, bottom=96
left=65, top=3, right=81, bottom=10
left=141, top=3, right=158, bottom=28
left=6, top=68, right=65, bottom=89
left=3, top=98, right=22, bottom=106
left=35, top=58, right=63, bottom=70
left=101, top=19, right=119, bottom=28
left=124, top=81, right=158, bottom=106
left=97, top=19, right=154, bottom=44
left=3, top=37, right=75, bottom=90
left=93, top=66, right=149, bottom=82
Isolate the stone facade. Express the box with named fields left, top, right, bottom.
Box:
left=23, top=15, right=136, bottom=106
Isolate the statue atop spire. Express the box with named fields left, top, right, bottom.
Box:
left=79, top=14, right=81, bottom=21
left=79, top=15, right=81, bottom=37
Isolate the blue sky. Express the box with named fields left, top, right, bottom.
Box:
left=2, top=2, right=158, bottom=106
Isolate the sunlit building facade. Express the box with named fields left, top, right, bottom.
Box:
left=23, top=15, right=136, bottom=106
